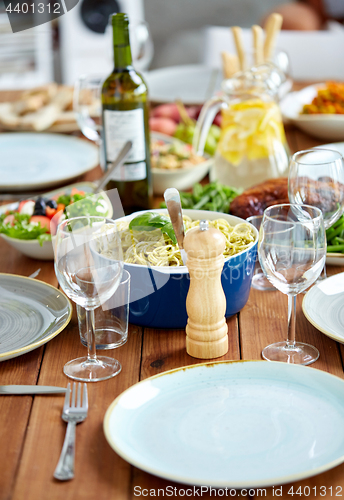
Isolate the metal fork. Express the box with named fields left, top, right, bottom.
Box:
left=54, top=382, right=88, bottom=481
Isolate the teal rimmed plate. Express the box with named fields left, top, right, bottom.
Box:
left=104, top=360, right=344, bottom=488
left=0, top=274, right=72, bottom=361
left=0, top=133, right=99, bottom=192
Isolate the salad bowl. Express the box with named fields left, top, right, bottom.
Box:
left=97, top=209, right=258, bottom=329
left=151, top=133, right=213, bottom=195
left=0, top=182, right=113, bottom=260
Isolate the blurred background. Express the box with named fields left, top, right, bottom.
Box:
left=0, top=0, right=289, bottom=88
left=1, top=0, right=344, bottom=90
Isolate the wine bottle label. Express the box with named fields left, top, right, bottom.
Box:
left=106, top=160, right=146, bottom=181
left=104, top=109, right=146, bottom=163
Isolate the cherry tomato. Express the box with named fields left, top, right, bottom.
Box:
left=30, top=215, right=51, bottom=233
left=3, top=214, right=15, bottom=226
left=71, top=188, right=85, bottom=196
left=45, top=206, right=57, bottom=219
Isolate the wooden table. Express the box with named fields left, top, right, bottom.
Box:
left=1, top=90, right=344, bottom=500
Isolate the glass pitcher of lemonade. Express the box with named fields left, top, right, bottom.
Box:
left=193, top=66, right=289, bottom=190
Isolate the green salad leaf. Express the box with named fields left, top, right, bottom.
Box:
left=0, top=192, right=109, bottom=247
left=0, top=213, right=49, bottom=243
left=129, top=212, right=177, bottom=245
left=160, top=182, right=241, bottom=214
left=65, top=193, right=108, bottom=219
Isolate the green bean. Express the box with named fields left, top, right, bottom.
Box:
left=326, top=221, right=344, bottom=241
left=159, top=182, right=241, bottom=214
left=327, top=244, right=344, bottom=253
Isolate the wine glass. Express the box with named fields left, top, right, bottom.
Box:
left=73, top=74, right=103, bottom=144
left=259, top=204, right=326, bottom=365
left=289, top=148, right=344, bottom=280
left=129, top=20, right=154, bottom=73
left=54, top=216, right=123, bottom=382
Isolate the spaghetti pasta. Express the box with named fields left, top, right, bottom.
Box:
left=116, top=215, right=255, bottom=267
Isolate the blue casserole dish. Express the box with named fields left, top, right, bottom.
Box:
left=119, top=209, right=258, bottom=329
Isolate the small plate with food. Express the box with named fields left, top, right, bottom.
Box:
left=0, top=84, right=84, bottom=133
left=0, top=182, right=113, bottom=260
left=151, top=133, right=213, bottom=194
left=280, top=82, right=344, bottom=141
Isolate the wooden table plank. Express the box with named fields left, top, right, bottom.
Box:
left=0, top=229, right=59, bottom=499
left=2, top=85, right=344, bottom=500
left=0, top=349, right=45, bottom=500
left=240, top=283, right=344, bottom=497
left=141, top=314, right=240, bottom=380
left=241, top=288, right=344, bottom=375
left=11, top=311, right=143, bottom=500
left=133, top=316, right=241, bottom=499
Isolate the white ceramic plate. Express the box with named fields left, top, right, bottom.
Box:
left=280, top=84, right=344, bottom=141
left=151, top=132, right=212, bottom=194
left=104, top=360, right=344, bottom=488
left=0, top=182, right=113, bottom=260
left=0, top=274, right=72, bottom=361
left=0, top=133, right=99, bottom=191
left=303, top=272, right=344, bottom=344
left=145, top=65, right=223, bottom=105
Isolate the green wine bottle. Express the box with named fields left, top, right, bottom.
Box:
left=102, top=13, right=152, bottom=214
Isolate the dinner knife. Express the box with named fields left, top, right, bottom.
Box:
left=0, top=385, right=67, bottom=395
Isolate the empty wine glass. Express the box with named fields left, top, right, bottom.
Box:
left=289, top=148, right=344, bottom=280
left=54, top=216, right=123, bottom=382
left=73, top=74, right=103, bottom=144
left=259, top=204, right=326, bottom=365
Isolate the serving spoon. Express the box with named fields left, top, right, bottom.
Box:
left=93, top=141, right=132, bottom=193
left=164, top=188, right=187, bottom=265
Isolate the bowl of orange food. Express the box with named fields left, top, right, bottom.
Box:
left=280, top=82, right=344, bottom=141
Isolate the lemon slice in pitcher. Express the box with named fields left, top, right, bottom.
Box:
left=218, top=100, right=286, bottom=165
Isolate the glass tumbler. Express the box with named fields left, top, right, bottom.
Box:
left=247, top=215, right=275, bottom=291
left=77, top=269, right=130, bottom=350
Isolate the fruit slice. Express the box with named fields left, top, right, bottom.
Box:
left=218, top=99, right=286, bottom=165
left=30, top=215, right=51, bottom=233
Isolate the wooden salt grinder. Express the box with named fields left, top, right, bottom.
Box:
left=184, top=220, right=228, bottom=359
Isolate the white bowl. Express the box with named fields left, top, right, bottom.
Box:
left=0, top=182, right=113, bottom=261
left=280, top=84, right=344, bottom=141
left=151, top=133, right=213, bottom=195
left=0, top=233, right=56, bottom=260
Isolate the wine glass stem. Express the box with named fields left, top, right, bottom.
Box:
left=85, top=309, right=97, bottom=361
left=287, top=294, right=296, bottom=348
left=320, top=263, right=327, bottom=280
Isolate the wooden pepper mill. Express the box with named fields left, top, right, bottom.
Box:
left=184, top=220, right=228, bottom=359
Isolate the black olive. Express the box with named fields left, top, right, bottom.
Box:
left=33, top=197, right=46, bottom=216
left=46, top=199, right=57, bottom=209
